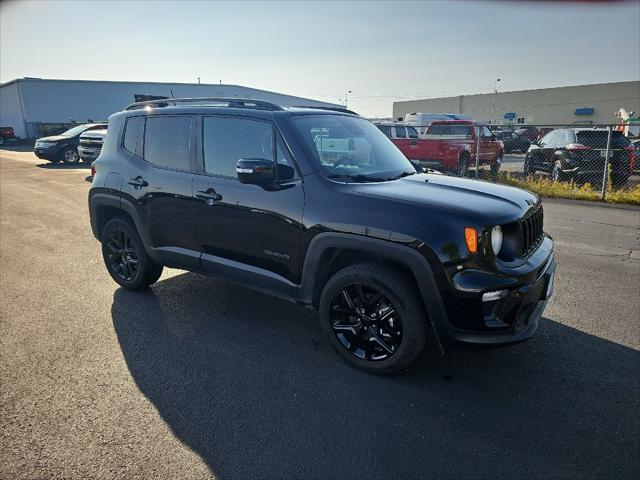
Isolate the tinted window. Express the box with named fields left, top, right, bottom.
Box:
left=143, top=116, right=192, bottom=170
left=203, top=117, right=274, bottom=178
left=123, top=117, right=143, bottom=154
left=427, top=124, right=472, bottom=138
left=377, top=125, right=392, bottom=139
left=276, top=136, right=297, bottom=180
left=407, top=127, right=419, bottom=139
left=576, top=130, right=630, bottom=149
left=394, top=126, right=407, bottom=138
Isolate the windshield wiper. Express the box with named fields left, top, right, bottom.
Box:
left=327, top=173, right=387, bottom=183
left=386, top=171, right=417, bottom=181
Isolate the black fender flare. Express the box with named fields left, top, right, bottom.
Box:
left=297, top=232, right=449, bottom=341
left=89, top=193, right=159, bottom=263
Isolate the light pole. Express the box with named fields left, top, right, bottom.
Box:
left=490, top=78, right=501, bottom=125
left=344, top=90, right=352, bottom=108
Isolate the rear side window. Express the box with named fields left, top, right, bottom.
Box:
left=394, top=126, right=407, bottom=138
left=576, top=131, right=630, bottom=149
left=203, top=117, right=274, bottom=178
left=123, top=117, right=143, bottom=154
left=407, top=127, right=418, bottom=139
left=143, top=116, right=192, bottom=170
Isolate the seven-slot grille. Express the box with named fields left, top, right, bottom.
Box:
left=520, top=204, right=544, bottom=256
left=80, top=137, right=103, bottom=147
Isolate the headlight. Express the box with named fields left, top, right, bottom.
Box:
left=491, top=225, right=503, bottom=255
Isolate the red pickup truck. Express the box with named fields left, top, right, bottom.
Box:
left=376, top=121, right=503, bottom=175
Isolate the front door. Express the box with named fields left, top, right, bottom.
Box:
left=192, top=115, right=304, bottom=291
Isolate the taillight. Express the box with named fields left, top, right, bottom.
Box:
left=625, top=146, right=636, bottom=171
left=91, top=164, right=96, bottom=177
left=565, top=143, right=590, bottom=151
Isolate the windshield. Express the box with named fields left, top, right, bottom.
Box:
left=291, top=115, right=416, bottom=181
left=61, top=125, right=91, bottom=137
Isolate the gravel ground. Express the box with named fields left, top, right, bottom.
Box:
left=1, top=147, right=639, bottom=479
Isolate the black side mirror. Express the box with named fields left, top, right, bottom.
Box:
left=237, top=158, right=275, bottom=186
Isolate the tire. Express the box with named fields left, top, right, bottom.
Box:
left=0, top=137, right=5, bottom=146
left=62, top=147, right=80, bottom=164
left=101, top=216, right=163, bottom=290
left=550, top=160, right=562, bottom=182
left=318, top=262, right=430, bottom=374
left=458, top=153, right=469, bottom=177
left=490, top=154, right=502, bottom=177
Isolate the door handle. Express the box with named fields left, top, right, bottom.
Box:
left=127, top=176, right=148, bottom=189
left=196, top=188, right=223, bottom=205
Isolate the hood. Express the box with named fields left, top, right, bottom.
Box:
left=80, top=129, right=107, bottom=139
left=36, top=135, right=70, bottom=142
left=353, top=173, right=539, bottom=225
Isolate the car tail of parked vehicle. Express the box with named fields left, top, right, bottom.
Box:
left=0, top=126, right=17, bottom=145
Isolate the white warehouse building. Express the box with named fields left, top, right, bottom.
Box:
left=0, top=77, right=340, bottom=139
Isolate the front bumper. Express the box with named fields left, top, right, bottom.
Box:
left=34, top=145, right=62, bottom=160
left=434, top=236, right=555, bottom=348
left=78, top=146, right=101, bottom=161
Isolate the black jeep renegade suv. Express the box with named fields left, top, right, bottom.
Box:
left=89, top=97, right=555, bottom=374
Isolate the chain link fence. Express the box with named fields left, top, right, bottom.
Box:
left=375, top=122, right=639, bottom=202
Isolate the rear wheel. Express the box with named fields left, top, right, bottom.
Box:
left=458, top=153, right=469, bottom=177
left=62, top=147, right=80, bottom=164
left=101, top=217, right=163, bottom=289
left=490, top=153, right=502, bottom=177
left=319, top=262, right=430, bottom=374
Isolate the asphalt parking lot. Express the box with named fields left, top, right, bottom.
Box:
left=1, top=147, right=639, bottom=480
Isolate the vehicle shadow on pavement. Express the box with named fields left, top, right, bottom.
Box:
left=36, top=162, right=91, bottom=170
left=112, top=272, right=639, bottom=480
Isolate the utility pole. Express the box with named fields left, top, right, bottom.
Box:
left=197, top=76, right=200, bottom=84
left=490, top=78, right=501, bottom=125
left=344, top=90, right=352, bottom=108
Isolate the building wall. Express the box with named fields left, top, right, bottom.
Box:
left=0, top=82, right=27, bottom=138
left=393, top=81, right=640, bottom=125
left=0, top=78, right=340, bottom=138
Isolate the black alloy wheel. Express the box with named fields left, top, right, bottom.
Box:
left=329, top=284, right=403, bottom=361
left=319, top=262, right=430, bottom=373
left=105, top=227, right=140, bottom=282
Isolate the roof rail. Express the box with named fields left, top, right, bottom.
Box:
left=124, top=97, right=284, bottom=111
left=291, top=105, right=360, bottom=116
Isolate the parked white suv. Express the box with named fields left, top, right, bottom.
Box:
left=78, top=128, right=107, bottom=163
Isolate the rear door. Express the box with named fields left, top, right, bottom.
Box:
left=120, top=114, right=200, bottom=270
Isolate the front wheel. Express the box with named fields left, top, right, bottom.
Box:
left=550, top=160, right=562, bottom=182
left=319, top=262, right=431, bottom=374
left=101, top=217, right=163, bottom=289
left=62, top=147, right=80, bottom=164
left=458, top=154, right=469, bottom=177
left=0, top=137, right=5, bottom=146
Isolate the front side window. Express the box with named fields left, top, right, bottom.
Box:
left=291, top=114, right=415, bottom=181
left=203, top=116, right=274, bottom=178
left=143, top=116, right=192, bottom=170
left=482, top=126, right=493, bottom=138
left=407, top=127, right=419, bottom=139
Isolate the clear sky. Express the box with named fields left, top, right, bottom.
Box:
left=1, top=0, right=639, bottom=117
